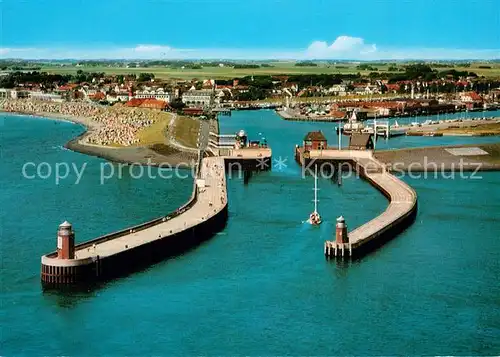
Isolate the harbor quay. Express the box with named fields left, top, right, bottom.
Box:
left=375, top=143, right=500, bottom=173
left=41, top=147, right=272, bottom=287
left=295, top=133, right=418, bottom=259
left=223, top=148, right=272, bottom=173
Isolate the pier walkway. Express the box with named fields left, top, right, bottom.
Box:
left=347, top=171, right=417, bottom=249
left=300, top=149, right=417, bottom=258
left=41, top=146, right=272, bottom=286
left=74, top=157, right=226, bottom=260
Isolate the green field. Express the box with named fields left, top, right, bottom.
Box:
left=134, top=111, right=199, bottom=149
left=39, top=61, right=500, bottom=80
left=136, top=112, right=171, bottom=145
left=173, top=116, right=200, bottom=148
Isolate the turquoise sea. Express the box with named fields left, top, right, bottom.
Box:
left=1, top=111, right=499, bottom=355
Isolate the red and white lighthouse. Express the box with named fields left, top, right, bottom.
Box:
left=335, top=216, right=348, bottom=244
left=57, top=221, right=75, bottom=259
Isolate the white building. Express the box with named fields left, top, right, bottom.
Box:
left=135, top=88, right=171, bottom=102
left=327, top=84, right=348, bottom=96
left=459, top=92, right=482, bottom=103
left=214, top=88, right=232, bottom=104
left=353, top=84, right=381, bottom=95
left=0, top=88, right=13, bottom=99
left=375, top=107, right=392, bottom=116
left=0, top=88, right=30, bottom=99
left=106, top=94, right=118, bottom=103
left=117, top=92, right=130, bottom=101
left=365, top=84, right=381, bottom=94
left=29, top=91, right=64, bottom=102
left=80, top=87, right=97, bottom=98
left=182, top=89, right=213, bottom=107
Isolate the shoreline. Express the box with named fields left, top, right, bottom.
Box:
left=276, top=107, right=500, bottom=125
left=1, top=110, right=198, bottom=167
left=276, top=107, right=500, bottom=137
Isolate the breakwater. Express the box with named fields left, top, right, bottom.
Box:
left=4, top=110, right=500, bottom=355
left=295, top=147, right=417, bottom=258
left=41, top=148, right=272, bottom=287
left=41, top=153, right=224, bottom=285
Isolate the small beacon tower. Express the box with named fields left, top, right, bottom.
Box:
left=41, top=221, right=84, bottom=286
left=336, top=216, right=349, bottom=244
left=57, top=221, right=75, bottom=259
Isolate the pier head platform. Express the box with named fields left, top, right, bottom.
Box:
left=41, top=146, right=271, bottom=287
left=224, top=148, right=272, bottom=172
left=295, top=144, right=418, bottom=259
left=207, top=129, right=272, bottom=172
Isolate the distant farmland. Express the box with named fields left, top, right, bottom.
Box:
left=38, top=61, right=500, bottom=80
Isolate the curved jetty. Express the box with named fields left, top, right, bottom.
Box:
left=295, top=147, right=417, bottom=258
left=328, top=156, right=418, bottom=258
left=41, top=148, right=272, bottom=287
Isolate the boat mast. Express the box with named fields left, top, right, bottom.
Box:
left=313, top=165, right=319, bottom=213
left=338, top=122, right=342, bottom=150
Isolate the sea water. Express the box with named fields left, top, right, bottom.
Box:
left=0, top=112, right=499, bottom=355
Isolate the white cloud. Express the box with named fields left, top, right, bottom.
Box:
left=305, top=36, right=377, bottom=59
left=0, top=47, right=37, bottom=56
left=134, top=44, right=172, bottom=53
left=0, top=37, right=498, bottom=60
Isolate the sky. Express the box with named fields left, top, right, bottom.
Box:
left=1, top=0, right=499, bottom=60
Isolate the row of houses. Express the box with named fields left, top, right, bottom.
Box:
left=75, top=83, right=218, bottom=108
left=1, top=85, right=489, bottom=115
left=3, top=70, right=498, bottom=115
left=0, top=84, right=216, bottom=108
left=292, top=93, right=489, bottom=120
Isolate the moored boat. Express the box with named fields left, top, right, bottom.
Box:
left=337, top=111, right=365, bottom=135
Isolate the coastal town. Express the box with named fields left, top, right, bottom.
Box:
left=1, top=62, right=499, bottom=115
left=3, top=0, right=500, bottom=352
left=1, top=61, right=500, bottom=147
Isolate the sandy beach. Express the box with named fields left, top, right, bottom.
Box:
left=0, top=101, right=198, bottom=167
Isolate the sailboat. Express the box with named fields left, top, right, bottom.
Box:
left=337, top=110, right=365, bottom=135
left=307, top=166, right=322, bottom=225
